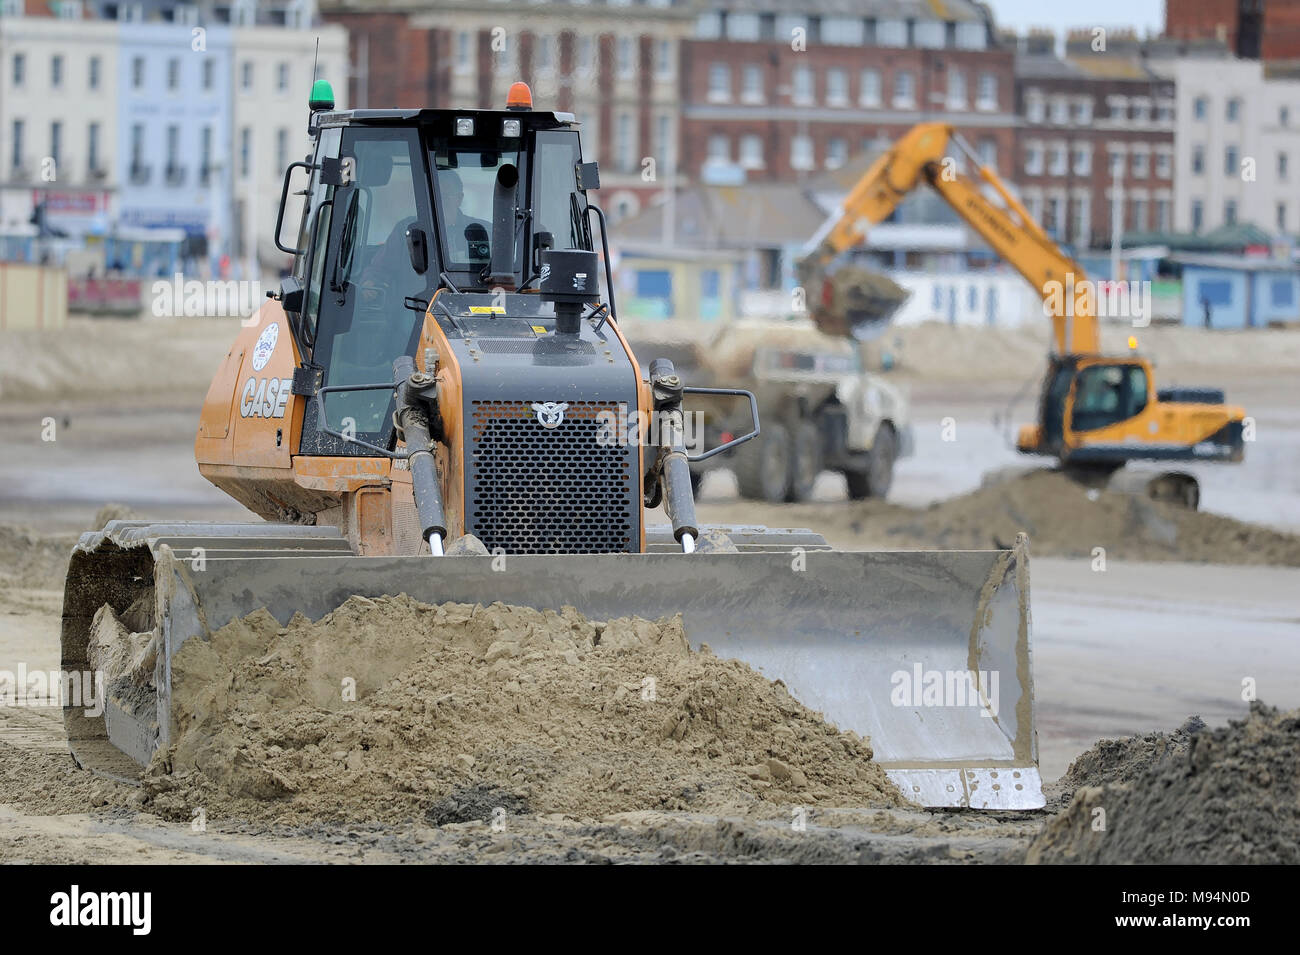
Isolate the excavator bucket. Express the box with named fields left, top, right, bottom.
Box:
left=63, top=522, right=1041, bottom=809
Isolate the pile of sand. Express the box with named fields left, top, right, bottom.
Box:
left=0, top=525, right=75, bottom=591
left=1027, top=704, right=1300, bottom=864
left=142, top=596, right=901, bottom=825
left=875, top=469, right=1300, bottom=565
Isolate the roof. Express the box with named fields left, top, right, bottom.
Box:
left=697, top=0, right=989, bottom=21
left=1168, top=253, right=1296, bottom=273
left=1124, top=223, right=1276, bottom=253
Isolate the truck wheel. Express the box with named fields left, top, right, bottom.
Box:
left=846, top=424, right=896, bottom=499
left=734, top=421, right=792, bottom=502
left=787, top=419, right=822, bottom=503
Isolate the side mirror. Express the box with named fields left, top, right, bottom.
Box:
left=406, top=226, right=429, bottom=275
left=575, top=161, right=600, bottom=192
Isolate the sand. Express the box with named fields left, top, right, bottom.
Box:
left=141, top=596, right=901, bottom=825
left=1026, top=703, right=1300, bottom=864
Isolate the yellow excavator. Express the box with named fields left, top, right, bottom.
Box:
left=800, top=122, right=1247, bottom=508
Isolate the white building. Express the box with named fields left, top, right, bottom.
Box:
left=0, top=9, right=121, bottom=236
left=232, top=20, right=346, bottom=275
left=1155, top=56, right=1300, bottom=235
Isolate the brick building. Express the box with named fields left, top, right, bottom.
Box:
left=320, top=0, right=695, bottom=221
left=680, top=0, right=1017, bottom=184
left=1013, top=31, right=1176, bottom=250
left=1162, top=0, right=1300, bottom=61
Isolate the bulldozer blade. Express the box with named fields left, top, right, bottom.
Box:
left=65, top=530, right=1039, bottom=809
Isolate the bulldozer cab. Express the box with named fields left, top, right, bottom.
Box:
left=277, top=99, right=594, bottom=454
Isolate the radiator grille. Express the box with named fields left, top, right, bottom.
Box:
left=468, top=400, right=635, bottom=554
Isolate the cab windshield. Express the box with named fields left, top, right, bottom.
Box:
left=430, top=139, right=521, bottom=276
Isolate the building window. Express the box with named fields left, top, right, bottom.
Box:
left=165, top=124, right=180, bottom=183
left=130, top=123, right=144, bottom=178
left=696, top=12, right=722, bottom=39
left=822, top=16, right=865, bottom=45
left=1074, top=99, right=1093, bottom=124
left=276, top=127, right=288, bottom=174
left=1156, top=198, right=1171, bottom=231
left=12, top=52, right=23, bottom=87
left=878, top=19, right=907, bottom=46
left=914, top=20, right=944, bottom=48
left=241, top=61, right=253, bottom=91
left=1026, top=94, right=1045, bottom=123
left=707, top=63, right=730, bottom=102
left=1226, top=97, right=1241, bottom=121
left=536, top=36, right=554, bottom=74
left=201, top=58, right=213, bottom=91
left=1050, top=96, right=1069, bottom=124
left=727, top=12, right=760, bottom=41
left=277, top=62, right=290, bottom=91
left=860, top=68, right=881, bottom=107
left=239, top=127, right=251, bottom=178
left=1192, top=144, right=1205, bottom=174
left=132, top=56, right=145, bottom=89
left=1072, top=142, right=1091, bottom=175
left=455, top=31, right=471, bottom=73
left=1277, top=201, right=1287, bottom=232
left=616, top=37, right=634, bottom=79
left=947, top=69, right=965, bottom=110
left=1131, top=99, right=1150, bottom=123
left=826, top=137, right=848, bottom=169
left=1193, top=96, right=1207, bottom=120
left=615, top=111, right=634, bottom=172
left=1281, top=105, right=1290, bottom=127
left=826, top=68, right=848, bottom=107
left=1108, top=147, right=1124, bottom=177
left=1225, top=145, right=1238, bottom=176
left=10, top=119, right=22, bottom=170
left=1131, top=198, right=1146, bottom=231
left=977, top=138, right=996, bottom=168
left=741, top=64, right=763, bottom=103
left=893, top=70, right=915, bottom=108
left=956, top=21, right=986, bottom=49
left=706, top=134, right=729, bottom=163
left=1048, top=143, right=1066, bottom=176
left=200, top=125, right=212, bottom=185
left=87, top=121, right=100, bottom=173
left=976, top=72, right=997, bottom=111
left=1155, top=149, right=1171, bottom=178
left=791, top=134, right=814, bottom=171
left=1131, top=149, right=1148, bottom=178
left=1043, top=197, right=1059, bottom=234
left=1224, top=199, right=1237, bottom=225
left=1024, top=143, right=1043, bottom=176
left=49, top=120, right=61, bottom=165
left=1279, top=152, right=1289, bottom=180
left=739, top=133, right=764, bottom=170
left=792, top=65, right=814, bottom=105
left=655, top=39, right=672, bottom=79
left=577, top=36, right=593, bottom=76
left=51, top=54, right=63, bottom=89
left=1191, top=199, right=1204, bottom=232
left=167, top=58, right=179, bottom=91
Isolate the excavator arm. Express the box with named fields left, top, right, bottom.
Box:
left=799, top=122, right=1099, bottom=355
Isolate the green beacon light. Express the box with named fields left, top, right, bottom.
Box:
left=309, top=79, right=335, bottom=112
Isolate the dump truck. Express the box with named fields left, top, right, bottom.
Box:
left=61, top=82, right=1041, bottom=810
left=661, top=319, right=914, bottom=503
